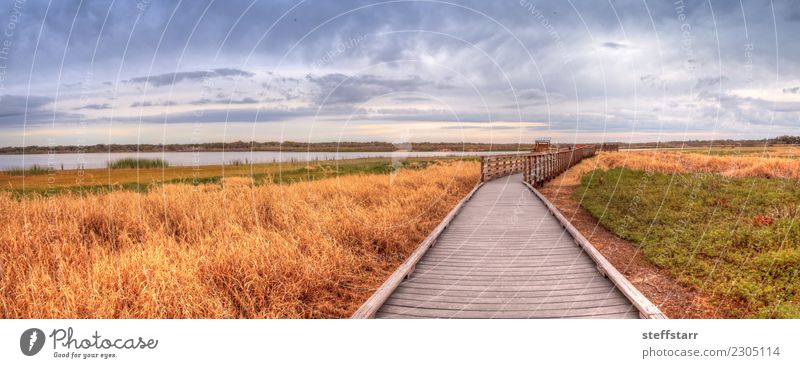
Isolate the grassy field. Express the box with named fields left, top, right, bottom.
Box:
left=0, top=160, right=479, bottom=318
left=572, top=150, right=800, bottom=318
left=1, top=156, right=475, bottom=197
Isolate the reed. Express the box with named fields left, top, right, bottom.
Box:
left=0, top=161, right=479, bottom=318
left=107, top=158, right=169, bottom=169
left=3, top=164, right=51, bottom=176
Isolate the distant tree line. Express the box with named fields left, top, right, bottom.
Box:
left=2, top=136, right=798, bottom=154
left=0, top=141, right=535, bottom=154
left=772, top=135, right=800, bottom=144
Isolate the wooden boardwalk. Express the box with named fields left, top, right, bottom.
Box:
left=352, top=147, right=664, bottom=319
left=373, top=175, right=639, bottom=318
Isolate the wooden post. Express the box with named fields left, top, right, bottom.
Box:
left=480, top=157, right=485, bottom=182
left=523, top=156, right=529, bottom=184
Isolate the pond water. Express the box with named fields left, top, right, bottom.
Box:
left=0, top=151, right=524, bottom=170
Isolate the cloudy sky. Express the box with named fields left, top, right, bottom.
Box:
left=0, top=0, right=798, bottom=146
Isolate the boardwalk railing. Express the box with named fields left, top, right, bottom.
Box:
left=481, top=146, right=597, bottom=184
left=523, top=146, right=596, bottom=186
left=480, top=153, right=528, bottom=182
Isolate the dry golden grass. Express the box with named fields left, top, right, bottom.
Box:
left=0, top=157, right=411, bottom=190
left=0, top=161, right=479, bottom=318
left=550, top=150, right=800, bottom=187
left=684, top=146, right=800, bottom=158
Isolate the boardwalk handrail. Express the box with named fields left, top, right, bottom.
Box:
left=351, top=182, right=484, bottom=319
left=524, top=182, right=667, bottom=319
left=480, top=153, right=528, bottom=182
left=481, top=146, right=597, bottom=184
left=523, top=146, right=596, bottom=187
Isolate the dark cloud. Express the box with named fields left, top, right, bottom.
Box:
left=0, top=95, right=53, bottom=117
left=306, top=73, right=433, bottom=106
left=130, top=100, right=178, bottom=108
left=441, top=124, right=523, bottom=131
left=0, top=112, right=84, bottom=128
left=191, top=97, right=260, bottom=105
left=120, top=107, right=323, bottom=124
left=602, top=42, right=630, bottom=49
left=351, top=107, right=472, bottom=122
left=640, top=74, right=664, bottom=89
left=392, top=96, right=431, bottom=103
left=126, top=69, right=254, bottom=87
left=518, top=88, right=548, bottom=101
left=783, top=86, right=800, bottom=94
left=786, top=7, right=800, bottom=22
left=75, top=103, right=111, bottom=110
left=697, top=91, right=800, bottom=127
left=695, top=76, right=729, bottom=90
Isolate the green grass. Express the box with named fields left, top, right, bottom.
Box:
left=107, top=158, right=169, bottom=169
left=577, top=168, right=800, bottom=318
left=3, top=164, right=51, bottom=176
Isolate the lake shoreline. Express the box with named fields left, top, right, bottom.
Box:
left=0, top=150, right=521, bottom=171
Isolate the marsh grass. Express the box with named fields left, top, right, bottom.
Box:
left=107, top=158, right=169, bottom=169
left=0, top=161, right=479, bottom=318
left=3, top=164, right=51, bottom=176
left=547, top=150, right=800, bottom=188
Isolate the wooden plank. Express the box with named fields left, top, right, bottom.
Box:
left=411, top=263, right=596, bottom=272
left=374, top=312, right=427, bottom=319
left=383, top=296, right=633, bottom=311
left=417, top=259, right=594, bottom=267
left=523, top=182, right=667, bottom=319
left=408, top=269, right=601, bottom=278
left=406, top=270, right=597, bottom=281
left=416, top=257, right=595, bottom=266
left=378, top=304, right=636, bottom=318
left=350, top=182, right=484, bottom=319
left=403, top=275, right=607, bottom=287
left=573, top=311, right=640, bottom=319
left=393, top=284, right=619, bottom=298
left=420, top=250, right=586, bottom=259
left=409, top=268, right=604, bottom=278
left=388, top=290, right=627, bottom=304
left=396, top=280, right=614, bottom=292
left=421, top=249, right=586, bottom=257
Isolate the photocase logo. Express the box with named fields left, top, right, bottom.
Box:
left=20, top=328, right=46, bottom=356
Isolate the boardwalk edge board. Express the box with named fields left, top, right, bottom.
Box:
left=351, top=182, right=485, bottom=319
left=523, top=181, right=668, bottom=319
